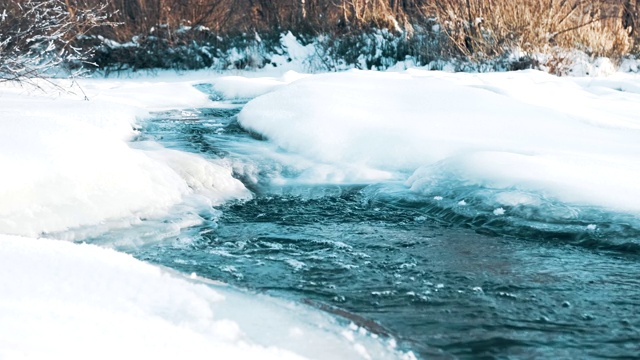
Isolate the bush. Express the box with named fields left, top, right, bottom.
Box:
left=427, top=0, right=635, bottom=64
left=0, top=0, right=113, bottom=85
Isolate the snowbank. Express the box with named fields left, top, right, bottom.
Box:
left=0, top=79, right=250, bottom=237
left=0, top=234, right=411, bottom=360
left=205, top=70, right=310, bottom=99
left=238, top=69, right=640, bottom=213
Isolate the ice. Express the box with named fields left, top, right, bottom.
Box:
left=140, top=143, right=251, bottom=204
left=0, top=234, right=411, bottom=359
left=407, top=151, right=640, bottom=212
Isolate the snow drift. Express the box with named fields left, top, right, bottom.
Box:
left=0, top=79, right=250, bottom=237
left=0, top=234, right=412, bottom=360
left=238, top=69, right=640, bottom=214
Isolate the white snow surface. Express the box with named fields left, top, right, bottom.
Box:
left=0, top=78, right=250, bottom=237
left=207, top=70, right=311, bottom=99
left=0, top=234, right=411, bottom=360
left=239, top=69, right=640, bottom=213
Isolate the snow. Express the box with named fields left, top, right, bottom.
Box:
left=0, top=234, right=412, bottom=360
left=276, top=32, right=318, bottom=66
left=0, top=79, right=250, bottom=237
left=238, top=69, right=640, bottom=214
left=207, top=70, right=310, bottom=99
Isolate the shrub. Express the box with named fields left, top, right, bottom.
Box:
left=427, top=0, right=635, bottom=63
left=0, top=0, right=113, bottom=86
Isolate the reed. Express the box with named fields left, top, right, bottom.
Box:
left=427, top=0, right=635, bottom=60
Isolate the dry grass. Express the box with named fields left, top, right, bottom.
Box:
left=50, top=0, right=639, bottom=56
left=427, top=0, right=635, bottom=61
left=62, top=0, right=426, bottom=40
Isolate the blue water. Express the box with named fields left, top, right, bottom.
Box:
left=84, top=87, right=640, bottom=359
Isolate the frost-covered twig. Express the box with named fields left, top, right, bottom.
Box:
left=0, top=0, right=115, bottom=90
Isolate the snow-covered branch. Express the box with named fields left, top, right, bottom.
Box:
left=0, top=0, right=115, bottom=85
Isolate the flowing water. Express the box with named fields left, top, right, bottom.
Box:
left=83, top=87, right=640, bottom=359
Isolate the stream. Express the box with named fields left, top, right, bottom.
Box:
left=82, top=86, right=640, bottom=359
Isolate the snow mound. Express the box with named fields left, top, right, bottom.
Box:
left=238, top=69, right=640, bottom=213
left=207, top=71, right=310, bottom=99
left=0, top=235, right=413, bottom=359
left=0, top=80, right=250, bottom=238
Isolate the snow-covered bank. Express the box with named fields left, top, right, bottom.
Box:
left=0, top=78, right=250, bottom=237
left=0, top=234, right=411, bottom=360
left=238, top=69, right=640, bottom=214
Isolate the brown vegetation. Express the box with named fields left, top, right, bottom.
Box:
left=77, top=0, right=429, bottom=39
left=2, top=0, right=640, bottom=73
left=0, top=0, right=113, bottom=83
left=428, top=0, right=637, bottom=60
